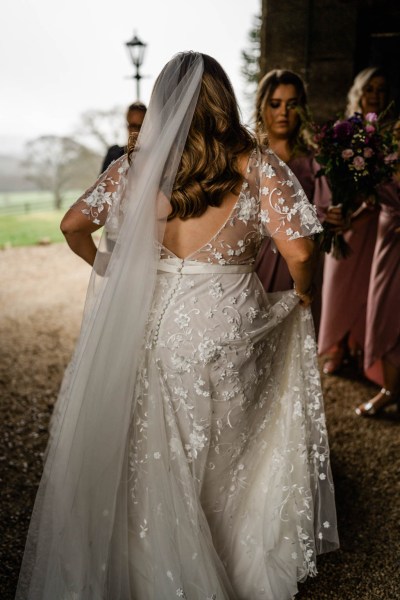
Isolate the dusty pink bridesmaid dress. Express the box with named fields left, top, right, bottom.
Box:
left=364, top=180, right=400, bottom=385
left=255, top=153, right=331, bottom=334
left=318, top=202, right=379, bottom=357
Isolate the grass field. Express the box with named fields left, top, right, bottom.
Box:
left=0, top=190, right=83, bottom=248
left=0, top=190, right=80, bottom=214
left=0, top=211, right=66, bottom=247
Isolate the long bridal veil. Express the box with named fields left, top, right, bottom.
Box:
left=15, top=52, right=225, bottom=600
left=16, top=51, right=338, bottom=600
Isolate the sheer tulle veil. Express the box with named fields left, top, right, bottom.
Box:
left=16, top=51, right=339, bottom=600
left=16, top=52, right=206, bottom=599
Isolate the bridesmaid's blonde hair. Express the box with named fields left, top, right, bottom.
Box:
left=345, top=67, right=388, bottom=117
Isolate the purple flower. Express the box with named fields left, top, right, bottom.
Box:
left=365, top=112, right=378, bottom=122
left=353, top=156, right=365, bottom=170
left=341, top=149, right=354, bottom=160
left=333, top=120, right=353, bottom=141
left=363, top=147, right=374, bottom=158
left=348, top=113, right=363, bottom=124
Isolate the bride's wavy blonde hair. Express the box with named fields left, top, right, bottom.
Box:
left=169, top=54, right=256, bottom=220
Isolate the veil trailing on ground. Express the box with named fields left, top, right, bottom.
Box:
left=16, top=52, right=205, bottom=599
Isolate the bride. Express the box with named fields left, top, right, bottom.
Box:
left=16, top=52, right=338, bottom=600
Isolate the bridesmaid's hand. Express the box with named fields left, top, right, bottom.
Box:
left=324, top=205, right=350, bottom=232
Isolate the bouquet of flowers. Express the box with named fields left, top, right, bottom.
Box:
left=313, top=111, right=398, bottom=258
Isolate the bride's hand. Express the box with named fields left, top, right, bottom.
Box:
left=294, top=285, right=314, bottom=308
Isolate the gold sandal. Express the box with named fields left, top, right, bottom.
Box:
left=355, top=388, right=399, bottom=417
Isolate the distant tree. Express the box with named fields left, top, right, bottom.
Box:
left=22, top=136, right=101, bottom=210
left=241, top=13, right=262, bottom=105
left=75, top=107, right=126, bottom=153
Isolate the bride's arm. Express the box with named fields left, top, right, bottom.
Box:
left=274, top=236, right=317, bottom=307
left=60, top=210, right=101, bottom=266
left=258, top=148, right=322, bottom=307
left=60, top=155, right=129, bottom=266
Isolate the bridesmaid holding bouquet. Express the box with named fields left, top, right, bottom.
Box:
left=318, top=67, right=391, bottom=374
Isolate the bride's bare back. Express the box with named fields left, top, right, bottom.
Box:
left=162, top=155, right=250, bottom=259
left=162, top=196, right=243, bottom=261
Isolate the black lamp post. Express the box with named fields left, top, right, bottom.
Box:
left=125, top=33, right=147, bottom=100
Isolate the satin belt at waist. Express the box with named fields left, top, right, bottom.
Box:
left=157, top=259, right=255, bottom=275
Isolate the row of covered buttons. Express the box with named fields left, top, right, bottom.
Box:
left=151, top=261, right=184, bottom=346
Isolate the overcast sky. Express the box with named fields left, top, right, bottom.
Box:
left=1, top=0, right=260, bottom=155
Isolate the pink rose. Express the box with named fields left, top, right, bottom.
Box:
left=353, top=156, right=365, bottom=170
left=363, top=147, right=374, bottom=158
left=384, top=152, right=399, bottom=164
left=365, top=124, right=375, bottom=134
left=365, top=112, right=378, bottom=122
left=342, top=149, right=354, bottom=160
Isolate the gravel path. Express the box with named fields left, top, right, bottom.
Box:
left=1, top=243, right=399, bottom=599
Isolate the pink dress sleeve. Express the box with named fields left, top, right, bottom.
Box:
left=310, top=158, right=332, bottom=223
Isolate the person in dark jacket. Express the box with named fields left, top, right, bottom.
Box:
left=101, top=101, right=147, bottom=172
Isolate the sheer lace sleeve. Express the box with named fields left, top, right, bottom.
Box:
left=258, top=148, right=323, bottom=240
left=71, top=155, right=129, bottom=230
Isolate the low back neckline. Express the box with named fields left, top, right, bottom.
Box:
left=161, top=150, right=255, bottom=261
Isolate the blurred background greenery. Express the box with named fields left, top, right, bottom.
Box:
left=0, top=191, right=80, bottom=247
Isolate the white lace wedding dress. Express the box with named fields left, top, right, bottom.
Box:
left=18, top=147, right=338, bottom=600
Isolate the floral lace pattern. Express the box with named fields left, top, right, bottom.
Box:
left=160, top=149, right=322, bottom=265
left=72, top=156, right=129, bottom=237
left=73, top=148, right=322, bottom=261
left=121, top=259, right=337, bottom=598
left=73, top=147, right=336, bottom=599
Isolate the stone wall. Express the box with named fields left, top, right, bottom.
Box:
left=260, top=0, right=400, bottom=121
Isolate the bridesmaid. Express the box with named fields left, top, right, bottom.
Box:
left=356, top=169, right=400, bottom=415
left=254, top=69, right=335, bottom=334
left=318, top=67, right=390, bottom=374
